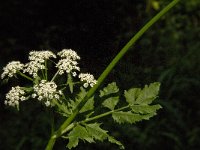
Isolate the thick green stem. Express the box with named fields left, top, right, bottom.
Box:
left=45, top=123, right=75, bottom=150
left=45, top=137, right=56, bottom=150
left=45, top=0, right=180, bottom=149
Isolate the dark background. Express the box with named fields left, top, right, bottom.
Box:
left=0, top=0, right=200, bottom=149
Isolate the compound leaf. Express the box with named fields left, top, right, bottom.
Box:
left=80, top=97, right=94, bottom=113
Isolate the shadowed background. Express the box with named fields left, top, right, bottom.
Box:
left=0, top=0, right=200, bottom=149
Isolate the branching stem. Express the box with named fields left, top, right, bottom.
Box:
left=80, top=105, right=130, bottom=124
left=17, top=71, right=33, bottom=81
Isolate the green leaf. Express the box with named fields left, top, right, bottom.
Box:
left=100, top=82, right=119, bottom=97
left=66, top=123, right=124, bottom=149
left=68, top=87, right=94, bottom=113
left=77, top=87, right=87, bottom=100
left=112, top=111, right=155, bottom=124
left=80, top=97, right=94, bottom=113
left=130, top=104, right=162, bottom=114
left=136, top=82, right=160, bottom=105
left=108, top=136, right=125, bottom=150
left=77, top=87, right=94, bottom=113
left=67, top=125, right=94, bottom=149
left=125, top=82, right=160, bottom=105
left=55, top=101, right=72, bottom=117
left=85, top=123, right=124, bottom=149
left=124, top=88, right=141, bottom=105
left=85, top=123, right=108, bottom=141
left=102, top=96, right=119, bottom=110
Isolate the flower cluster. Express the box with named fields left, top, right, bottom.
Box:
left=24, top=61, right=45, bottom=78
left=32, top=80, right=62, bottom=107
left=5, top=86, right=26, bottom=107
left=56, top=49, right=80, bottom=76
left=79, top=73, right=97, bottom=88
left=2, top=49, right=98, bottom=108
left=24, top=50, right=56, bottom=78
left=28, top=51, right=56, bottom=61
left=56, top=59, right=80, bottom=75
left=1, top=61, right=24, bottom=79
left=57, top=49, right=80, bottom=60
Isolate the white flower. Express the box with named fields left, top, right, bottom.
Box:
left=57, top=49, right=80, bottom=60
left=24, top=50, right=56, bottom=78
left=5, top=86, right=26, bottom=107
left=1, top=61, right=24, bottom=79
left=78, top=73, right=97, bottom=88
left=56, top=49, right=81, bottom=75
left=33, top=80, right=62, bottom=107
left=56, top=58, right=80, bottom=75
left=72, top=72, right=77, bottom=77
left=23, top=61, right=45, bottom=78
left=32, top=93, right=37, bottom=98
left=29, top=50, right=56, bottom=61
left=45, top=101, right=51, bottom=107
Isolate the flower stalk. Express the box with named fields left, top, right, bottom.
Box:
left=18, top=71, right=33, bottom=81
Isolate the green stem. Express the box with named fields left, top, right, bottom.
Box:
left=45, top=123, right=75, bottom=150
left=50, top=111, right=55, bottom=134
left=45, top=0, right=180, bottom=149
left=81, top=105, right=129, bottom=124
left=45, top=60, right=48, bottom=80
left=45, top=136, right=56, bottom=150
left=17, top=71, right=33, bottom=81
left=59, top=123, right=75, bottom=137
left=51, top=70, right=59, bottom=81
left=41, top=70, right=45, bottom=79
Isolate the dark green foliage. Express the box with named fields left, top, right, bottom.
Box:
left=125, top=82, right=160, bottom=105
left=102, top=96, right=119, bottom=110
left=101, top=82, right=119, bottom=110
left=59, top=81, right=161, bottom=149
left=112, top=111, right=155, bottom=124
left=66, top=123, right=124, bottom=149
left=100, top=82, right=119, bottom=97
left=67, top=125, right=94, bottom=149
